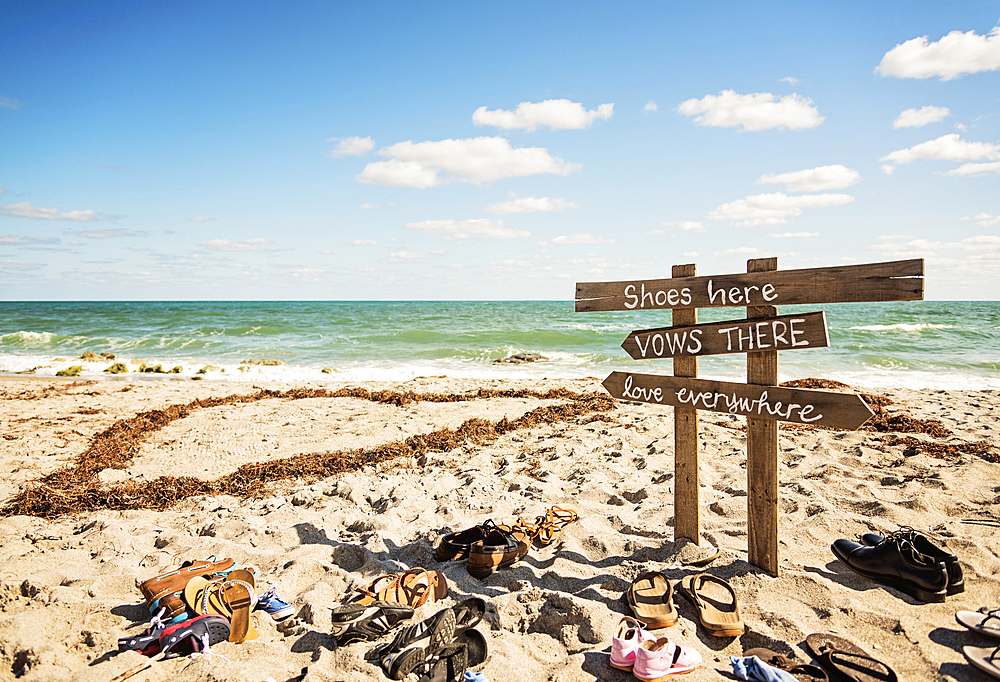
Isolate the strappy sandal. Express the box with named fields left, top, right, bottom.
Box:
left=354, top=568, right=448, bottom=608
left=351, top=574, right=405, bottom=605
left=534, top=505, right=578, bottom=546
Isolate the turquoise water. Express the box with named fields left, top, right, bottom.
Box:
left=0, top=301, right=997, bottom=389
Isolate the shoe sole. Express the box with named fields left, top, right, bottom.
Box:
left=331, top=601, right=412, bottom=645
left=385, top=609, right=457, bottom=680
left=831, top=544, right=947, bottom=603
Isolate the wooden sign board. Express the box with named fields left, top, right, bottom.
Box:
left=621, top=311, right=829, bottom=359
left=602, top=371, right=874, bottom=430
left=576, top=258, right=923, bottom=312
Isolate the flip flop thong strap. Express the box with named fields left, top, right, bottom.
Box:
left=979, top=608, right=1000, bottom=629
left=692, top=573, right=737, bottom=607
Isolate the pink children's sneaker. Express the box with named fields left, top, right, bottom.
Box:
left=632, top=636, right=702, bottom=680
left=610, top=616, right=657, bottom=671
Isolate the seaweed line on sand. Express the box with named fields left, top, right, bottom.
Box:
left=1, top=386, right=616, bottom=519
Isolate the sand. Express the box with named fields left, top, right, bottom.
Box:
left=0, top=376, right=997, bottom=682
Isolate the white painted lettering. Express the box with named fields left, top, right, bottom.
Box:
left=707, top=279, right=726, bottom=305
left=665, top=331, right=687, bottom=354
left=762, top=282, right=777, bottom=301
left=743, top=285, right=760, bottom=303
left=737, top=326, right=753, bottom=351
left=790, top=318, right=808, bottom=347
left=635, top=334, right=650, bottom=357
left=687, top=329, right=703, bottom=353
left=729, top=287, right=743, bottom=304
left=651, top=334, right=664, bottom=356
left=667, top=289, right=679, bottom=306
left=641, top=283, right=655, bottom=308
left=680, top=288, right=692, bottom=305
left=624, top=284, right=638, bottom=309
left=655, top=290, right=667, bottom=306
left=771, top=320, right=788, bottom=345
left=719, top=326, right=738, bottom=351
left=754, top=321, right=771, bottom=349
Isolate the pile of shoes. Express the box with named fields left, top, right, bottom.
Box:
left=118, top=556, right=295, bottom=659
left=435, top=506, right=578, bottom=579
left=331, top=576, right=489, bottom=682
left=831, top=527, right=964, bottom=602
left=609, top=570, right=712, bottom=679
left=958, top=606, right=1000, bottom=679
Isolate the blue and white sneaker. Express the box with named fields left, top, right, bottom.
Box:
left=253, top=586, right=295, bottom=621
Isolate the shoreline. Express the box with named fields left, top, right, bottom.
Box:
left=0, top=377, right=997, bottom=681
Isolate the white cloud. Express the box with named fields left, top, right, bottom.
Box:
left=893, top=106, right=950, bottom=128
left=0, top=187, right=6, bottom=194
left=357, top=137, right=580, bottom=187
left=0, top=201, right=100, bottom=222
left=709, top=192, right=854, bottom=226
left=201, top=238, right=273, bottom=251
left=972, top=213, right=1000, bottom=227
left=472, top=99, right=613, bottom=131
left=955, top=123, right=968, bottom=132
left=875, top=25, right=1000, bottom=80
left=661, top=220, right=705, bottom=232
left=78, top=230, right=130, bottom=239
left=0, top=233, right=58, bottom=244
left=327, top=136, right=375, bottom=158
left=683, top=251, right=700, bottom=258
left=404, top=218, right=529, bottom=240
left=383, top=251, right=438, bottom=263
left=941, top=161, right=1000, bottom=177
left=483, top=192, right=579, bottom=214
left=756, top=164, right=861, bottom=192
left=351, top=239, right=377, bottom=245
left=548, top=234, right=615, bottom=245
left=780, top=77, right=799, bottom=85
left=0, top=96, right=22, bottom=110
left=187, top=216, right=216, bottom=222
left=881, top=133, right=1000, bottom=172
left=644, top=101, right=658, bottom=113
left=677, top=90, right=823, bottom=131
left=645, top=229, right=665, bottom=236
left=768, top=231, right=820, bottom=238
left=360, top=202, right=394, bottom=210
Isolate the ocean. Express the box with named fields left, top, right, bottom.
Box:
left=0, top=301, right=997, bottom=390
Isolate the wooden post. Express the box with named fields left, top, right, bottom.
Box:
left=671, top=263, right=699, bottom=545
left=746, top=257, right=780, bottom=575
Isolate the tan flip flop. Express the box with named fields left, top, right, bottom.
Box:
left=627, top=571, right=679, bottom=628
left=679, top=573, right=744, bottom=637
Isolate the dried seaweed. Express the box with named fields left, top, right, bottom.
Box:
left=1, top=387, right=615, bottom=519
left=879, top=435, right=999, bottom=463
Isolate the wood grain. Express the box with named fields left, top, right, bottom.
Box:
left=576, top=258, right=923, bottom=311
left=621, top=311, right=829, bottom=359
left=671, top=263, right=699, bottom=545
left=746, top=257, right=780, bottom=576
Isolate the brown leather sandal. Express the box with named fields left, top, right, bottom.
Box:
left=534, top=505, right=579, bottom=546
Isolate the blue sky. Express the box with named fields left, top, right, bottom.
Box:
left=2, top=2, right=998, bottom=300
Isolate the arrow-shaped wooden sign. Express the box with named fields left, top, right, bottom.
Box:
left=602, top=371, right=874, bottom=430
left=621, top=311, right=829, bottom=359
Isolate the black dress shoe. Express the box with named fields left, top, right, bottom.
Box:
left=860, top=529, right=964, bottom=595
left=831, top=537, right=948, bottom=602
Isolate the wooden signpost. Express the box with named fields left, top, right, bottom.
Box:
left=576, top=258, right=924, bottom=575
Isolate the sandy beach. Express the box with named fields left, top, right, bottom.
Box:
left=0, top=376, right=997, bottom=682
